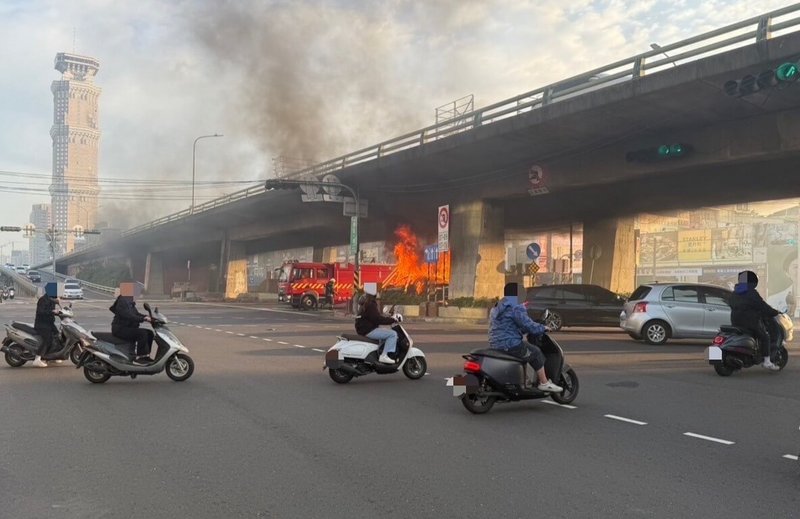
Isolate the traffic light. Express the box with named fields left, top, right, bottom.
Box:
left=724, top=61, right=800, bottom=97
left=264, top=179, right=299, bottom=190
left=626, top=143, right=693, bottom=163
left=0, top=226, right=21, bottom=232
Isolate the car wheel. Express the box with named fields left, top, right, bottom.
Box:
left=643, top=320, right=670, bottom=345
left=544, top=311, right=563, bottom=331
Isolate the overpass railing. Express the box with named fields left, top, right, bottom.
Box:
left=52, top=273, right=116, bottom=295
left=56, top=4, right=800, bottom=253
left=0, top=267, right=40, bottom=297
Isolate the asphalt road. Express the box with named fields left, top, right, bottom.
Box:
left=1, top=297, right=798, bottom=518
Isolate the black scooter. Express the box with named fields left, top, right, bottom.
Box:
left=448, top=311, right=579, bottom=414
left=708, top=313, right=793, bottom=376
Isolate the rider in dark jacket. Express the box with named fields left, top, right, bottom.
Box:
left=33, top=282, right=61, bottom=367
left=355, top=287, right=398, bottom=364
left=109, top=295, right=153, bottom=365
left=729, top=270, right=781, bottom=370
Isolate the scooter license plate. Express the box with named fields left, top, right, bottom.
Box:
left=707, top=346, right=723, bottom=362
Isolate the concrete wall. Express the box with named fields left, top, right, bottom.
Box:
left=450, top=200, right=505, bottom=298
left=582, top=217, right=636, bottom=294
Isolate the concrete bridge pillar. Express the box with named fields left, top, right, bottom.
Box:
left=144, top=252, right=165, bottom=295
left=582, top=217, right=636, bottom=294
left=449, top=200, right=505, bottom=299
left=222, top=238, right=248, bottom=299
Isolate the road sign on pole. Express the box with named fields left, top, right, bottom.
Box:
left=526, top=243, right=541, bottom=261
left=438, top=205, right=449, bottom=252
left=350, top=216, right=358, bottom=255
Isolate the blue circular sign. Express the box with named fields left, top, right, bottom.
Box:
left=526, top=243, right=541, bottom=260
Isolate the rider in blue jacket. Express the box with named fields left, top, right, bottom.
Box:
left=489, top=283, right=562, bottom=393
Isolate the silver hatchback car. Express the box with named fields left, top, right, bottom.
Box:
left=620, top=283, right=732, bottom=345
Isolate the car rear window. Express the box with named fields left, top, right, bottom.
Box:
left=28, top=271, right=38, bottom=275
left=629, top=286, right=651, bottom=301
left=65, top=283, right=80, bottom=289
left=527, top=287, right=558, bottom=299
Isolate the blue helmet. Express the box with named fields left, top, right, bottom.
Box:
left=44, top=282, right=58, bottom=298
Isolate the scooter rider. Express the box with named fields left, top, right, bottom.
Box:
left=33, top=282, right=61, bottom=368
left=109, top=283, right=153, bottom=365
left=489, top=282, right=563, bottom=393
left=355, top=284, right=399, bottom=364
left=730, top=270, right=781, bottom=371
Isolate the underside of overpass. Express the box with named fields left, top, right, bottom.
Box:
left=53, top=32, right=800, bottom=297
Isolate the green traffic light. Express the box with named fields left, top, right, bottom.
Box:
left=670, top=144, right=684, bottom=155
left=657, top=145, right=670, bottom=157
left=776, top=62, right=799, bottom=82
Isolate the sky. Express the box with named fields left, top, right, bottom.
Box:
left=0, top=0, right=797, bottom=251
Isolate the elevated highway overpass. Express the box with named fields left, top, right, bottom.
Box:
left=46, top=5, right=800, bottom=298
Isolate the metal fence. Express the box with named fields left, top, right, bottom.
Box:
left=62, top=4, right=800, bottom=253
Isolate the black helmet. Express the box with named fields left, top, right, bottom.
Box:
left=737, top=270, right=758, bottom=286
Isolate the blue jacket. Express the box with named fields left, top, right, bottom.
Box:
left=488, top=297, right=547, bottom=350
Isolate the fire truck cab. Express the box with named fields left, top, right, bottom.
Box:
left=277, top=261, right=392, bottom=310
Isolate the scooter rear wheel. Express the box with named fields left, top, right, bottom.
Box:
left=461, top=393, right=496, bottom=414
left=84, top=366, right=111, bottom=384
left=4, top=348, right=26, bottom=368
left=328, top=368, right=354, bottom=384
left=714, top=363, right=734, bottom=377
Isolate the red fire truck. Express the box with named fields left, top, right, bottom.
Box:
left=277, top=261, right=394, bottom=310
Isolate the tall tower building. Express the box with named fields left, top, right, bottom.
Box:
left=50, top=52, right=101, bottom=254
left=29, top=203, right=52, bottom=266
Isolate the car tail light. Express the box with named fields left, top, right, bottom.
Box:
left=712, top=335, right=725, bottom=345
left=464, top=361, right=481, bottom=373
left=633, top=302, right=647, bottom=313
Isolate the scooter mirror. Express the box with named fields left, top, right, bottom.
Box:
left=155, top=306, right=159, bottom=314
left=382, top=306, right=390, bottom=314
left=143, top=302, right=152, bottom=312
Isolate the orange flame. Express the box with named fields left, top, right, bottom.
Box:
left=384, top=225, right=451, bottom=294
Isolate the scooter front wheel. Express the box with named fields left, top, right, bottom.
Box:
left=402, top=356, right=427, bottom=380
left=775, top=347, right=789, bottom=370
left=551, top=368, right=579, bottom=405
left=328, top=368, right=354, bottom=384
left=69, top=345, right=82, bottom=366
left=166, top=353, right=194, bottom=382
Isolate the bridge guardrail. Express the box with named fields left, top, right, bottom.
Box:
left=0, top=267, right=40, bottom=297
left=53, top=273, right=116, bottom=294
left=51, top=4, right=800, bottom=256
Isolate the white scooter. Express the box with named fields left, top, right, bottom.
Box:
left=324, top=306, right=427, bottom=384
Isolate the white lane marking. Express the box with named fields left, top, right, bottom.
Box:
left=683, top=432, right=735, bottom=445
left=263, top=338, right=272, bottom=342
left=312, top=348, right=325, bottom=353
left=225, top=331, right=234, bottom=334
left=783, top=454, right=799, bottom=461
left=249, top=336, right=259, bottom=339
left=541, top=400, right=577, bottom=410
left=214, top=329, right=222, bottom=332
left=604, top=414, right=647, bottom=425
left=277, top=341, right=289, bottom=345
left=236, top=333, right=245, bottom=337
left=293, top=344, right=306, bottom=348
left=205, top=327, right=213, bottom=331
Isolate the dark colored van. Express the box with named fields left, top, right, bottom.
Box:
left=525, top=284, right=626, bottom=330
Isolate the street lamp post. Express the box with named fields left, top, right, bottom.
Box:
left=265, top=178, right=361, bottom=312
left=192, top=133, right=224, bottom=213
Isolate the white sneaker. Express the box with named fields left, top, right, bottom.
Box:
left=32, top=358, right=48, bottom=368
left=762, top=359, right=780, bottom=371
left=378, top=354, right=395, bottom=364
left=537, top=380, right=563, bottom=393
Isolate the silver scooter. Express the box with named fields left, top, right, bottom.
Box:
left=2, top=305, right=88, bottom=367
left=76, top=303, right=194, bottom=384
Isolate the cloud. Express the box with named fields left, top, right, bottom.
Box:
left=0, top=0, right=794, bottom=235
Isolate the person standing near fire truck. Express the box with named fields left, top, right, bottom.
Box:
left=324, top=278, right=336, bottom=309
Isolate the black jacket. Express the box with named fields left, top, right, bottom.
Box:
left=355, top=297, right=395, bottom=336
left=34, top=295, right=57, bottom=330
left=110, top=296, right=146, bottom=334
left=325, top=281, right=335, bottom=298
left=729, top=282, right=779, bottom=332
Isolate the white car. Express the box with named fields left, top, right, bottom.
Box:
left=63, top=282, right=84, bottom=299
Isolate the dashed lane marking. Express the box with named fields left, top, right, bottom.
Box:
left=783, top=454, right=799, bottom=461
left=277, top=341, right=289, bottom=345
left=312, top=348, right=325, bottom=353
left=683, top=432, right=734, bottom=445
left=263, top=338, right=273, bottom=342
left=541, top=400, right=577, bottom=410
left=225, top=331, right=234, bottom=334
left=249, top=336, right=259, bottom=339
left=293, top=345, right=305, bottom=348
left=604, top=414, right=647, bottom=426
left=236, top=333, right=246, bottom=337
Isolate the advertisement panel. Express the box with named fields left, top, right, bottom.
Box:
left=766, top=245, right=798, bottom=315
left=678, top=230, right=712, bottom=262
left=639, top=231, right=678, bottom=264
left=711, top=226, right=753, bottom=261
